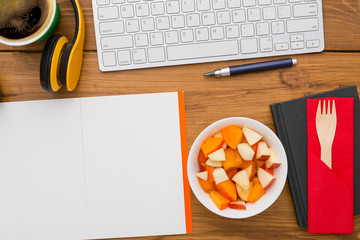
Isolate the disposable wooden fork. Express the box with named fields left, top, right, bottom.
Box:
left=315, top=100, right=337, bottom=169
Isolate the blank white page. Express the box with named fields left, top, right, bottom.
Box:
left=0, top=99, right=87, bottom=240
left=80, top=92, right=187, bottom=239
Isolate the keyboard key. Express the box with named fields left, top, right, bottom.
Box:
left=141, top=18, right=155, bottom=31
left=187, top=14, right=201, bottom=27
left=167, top=40, right=239, bottom=60
left=275, top=42, right=289, bottom=51
left=258, top=0, right=271, bottom=5
left=120, top=5, right=135, bottom=18
left=241, top=23, right=255, bottom=37
left=259, top=37, right=273, bottom=52
left=197, top=0, right=211, bottom=11
left=306, top=39, right=320, bottom=48
left=98, top=6, right=119, bottom=20
left=293, top=3, right=318, bottom=17
left=290, top=34, right=304, bottom=42
left=256, top=22, right=270, bottom=35
left=182, top=0, right=196, bottom=12
left=289, top=0, right=301, bottom=2
left=148, top=47, right=166, bottom=62
left=228, top=0, right=241, bottom=8
left=273, top=0, right=286, bottom=4
left=195, top=27, right=209, bottom=41
left=202, top=12, right=216, bottom=25
left=248, top=8, right=261, bottom=21
left=150, top=32, right=164, bottom=45
left=101, top=35, right=133, bottom=50
left=263, top=6, right=276, bottom=20
left=213, top=0, right=226, bottom=10
left=232, top=9, right=246, bottom=23
left=156, top=16, right=170, bottom=29
left=226, top=25, right=240, bottom=38
left=287, top=18, right=319, bottom=33
left=166, top=1, right=180, bottom=14
left=128, top=0, right=140, bottom=2
left=112, top=0, right=125, bottom=4
left=165, top=30, right=179, bottom=43
left=135, top=33, right=149, bottom=46
left=102, top=51, right=116, bottom=66
left=180, top=29, right=194, bottom=42
left=117, top=50, right=131, bottom=65
left=240, top=38, right=258, bottom=54
left=97, top=0, right=110, bottom=6
left=99, top=21, right=124, bottom=35
left=136, top=3, right=150, bottom=17
left=217, top=11, right=231, bottom=24
left=291, top=41, right=304, bottom=49
left=171, top=15, right=186, bottom=28
left=210, top=26, right=225, bottom=40
left=243, top=0, right=256, bottom=7
left=278, top=5, right=291, bottom=19
left=133, top=49, right=147, bottom=64
left=151, top=2, right=165, bottom=15
left=126, top=19, right=140, bottom=32
left=271, top=21, right=285, bottom=34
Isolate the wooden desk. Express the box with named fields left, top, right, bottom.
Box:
left=1, top=0, right=359, bottom=239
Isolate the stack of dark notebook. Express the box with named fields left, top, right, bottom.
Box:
left=270, top=85, right=360, bottom=228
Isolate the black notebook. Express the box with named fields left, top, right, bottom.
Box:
left=270, top=85, right=360, bottom=228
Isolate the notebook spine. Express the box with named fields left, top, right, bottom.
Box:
left=270, top=103, right=307, bottom=228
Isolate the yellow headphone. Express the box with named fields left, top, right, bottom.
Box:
left=40, top=0, right=85, bottom=92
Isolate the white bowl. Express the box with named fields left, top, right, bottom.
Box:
left=187, top=117, right=288, bottom=219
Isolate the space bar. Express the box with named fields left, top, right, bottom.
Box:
left=167, top=40, right=239, bottom=61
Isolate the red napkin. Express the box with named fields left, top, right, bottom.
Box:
left=307, top=97, right=354, bottom=234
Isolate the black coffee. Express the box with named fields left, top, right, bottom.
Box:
left=0, top=0, right=47, bottom=39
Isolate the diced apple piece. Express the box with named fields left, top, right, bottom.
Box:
left=265, top=167, right=274, bottom=176
left=245, top=164, right=256, bottom=181
left=232, top=170, right=250, bottom=190
left=257, top=168, right=276, bottom=190
left=213, top=167, right=229, bottom=185
left=255, top=141, right=271, bottom=161
left=266, top=148, right=281, bottom=168
left=243, top=127, right=262, bottom=146
left=208, top=148, right=226, bottom=162
left=237, top=143, right=255, bottom=161
left=229, top=199, right=246, bottom=210
left=209, top=191, right=230, bottom=210
left=217, top=179, right=237, bottom=201
left=196, top=171, right=208, bottom=181
left=205, top=159, right=222, bottom=167
left=236, top=181, right=253, bottom=201
left=213, top=131, right=223, bottom=139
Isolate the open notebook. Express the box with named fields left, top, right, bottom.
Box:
left=0, top=92, right=192, bottom=240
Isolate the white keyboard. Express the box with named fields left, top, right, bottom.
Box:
left=92, top=0, right=324, bottom=72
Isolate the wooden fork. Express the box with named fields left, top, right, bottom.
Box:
left=315, top=100, right=337, bottom=169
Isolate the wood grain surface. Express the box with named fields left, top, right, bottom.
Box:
left=0, top=0, right=360, bottom=239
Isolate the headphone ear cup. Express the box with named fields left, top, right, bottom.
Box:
left=40, top=34, right=69, bottom=92
left=59, top=44, right=74, bottom=90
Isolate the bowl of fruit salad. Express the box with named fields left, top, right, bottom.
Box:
left=187, top=117, right=287, bottom=218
